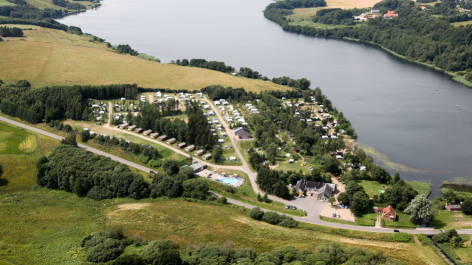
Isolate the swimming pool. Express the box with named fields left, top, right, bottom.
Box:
left=219, top=178, right=239, bottom=185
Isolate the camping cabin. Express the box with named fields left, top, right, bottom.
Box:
left=185, top=145, right=195, bottom=151
left=195, top=149, right=204, bottom=156
left=143, top=129, right=152, bottom=136
left=177, top=142, right=186, bottom=149
left=135, top=128, right=143, bottom=133
left=128, top=125, right=137, bottom=131
left=121, top=124, right=128, bottom=129
left=166, top=138, right=176, bottom=144
left=202, top=153, right=212, bottom=160
left=150, top=132, right=159, bottom=138
left=447, top=205, right=461, bottom=211
left=158, top=135, right=167, bottom=141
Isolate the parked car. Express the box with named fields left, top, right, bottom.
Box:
left=150, top=170, right=155, bottom=174
left=309, top=167, right=313, bottom=170
left=393, top=229, right=400, bottom=233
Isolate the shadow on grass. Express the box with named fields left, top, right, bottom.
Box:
left=429, top=219, right=447, bottom=229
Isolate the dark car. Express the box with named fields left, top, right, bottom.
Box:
left=393, top=229, right=400, bottom=233
left=150, top=170, right=155, bottom=174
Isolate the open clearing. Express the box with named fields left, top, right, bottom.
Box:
left=0, top=122, right=38, bottom=154
left=0, top=0, right=15, bottom=6
left=105, top=200, right=446, bottom=265
left=0, top=26, right=289, bottom=93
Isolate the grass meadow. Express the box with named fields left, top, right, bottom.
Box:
left=0, top=122, right=38, bottom=155
left=0, top=26, right=289, bottom=93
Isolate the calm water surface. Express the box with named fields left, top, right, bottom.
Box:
left=58, top=0, right=472, bottom=197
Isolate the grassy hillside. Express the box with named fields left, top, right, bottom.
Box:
left=0, top=26, right=289, bottom=92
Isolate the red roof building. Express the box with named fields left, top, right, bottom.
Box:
left=384, top=10, right=398, bottom=19
left=420, top=6, right=427, bottom=11
left=382, top=205, right=396, bottom=221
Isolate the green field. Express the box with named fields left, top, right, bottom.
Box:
left=0, top=0, right=14, bottom=6
left=0, top=122, right=38, bottom=155
left=358, top=180, right=431, bottom=199
left=429, top=209, right=472, bottom=230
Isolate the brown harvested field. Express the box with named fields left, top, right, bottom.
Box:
left=325, top=0, right=380, bottom=8
left=0, top=26, right=289, bottom=92
left=452, top=20, right=472, bottom=27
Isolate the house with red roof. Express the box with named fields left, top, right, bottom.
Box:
left=384, top=10, right=399, bottom=19
left=382, top=205, right=397, bottom=221
left=420, top=6, right=427, bottom=11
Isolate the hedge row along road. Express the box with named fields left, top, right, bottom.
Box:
left=1, top=115, right=471, bottom=235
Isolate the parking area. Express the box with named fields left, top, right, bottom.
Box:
left=319, top=204, right=355, bottom=222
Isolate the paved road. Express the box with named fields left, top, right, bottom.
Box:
left=2, top=116, right=471, bottom=235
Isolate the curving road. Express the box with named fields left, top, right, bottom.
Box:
left=1, top=115, right=471, bottom=235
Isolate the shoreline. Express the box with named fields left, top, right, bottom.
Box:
left=342, top=37, right=472, bottom=89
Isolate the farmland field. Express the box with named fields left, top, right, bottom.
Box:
left=0, top=26, right=289, bottom=93
left=0, top=122, right=38, bottom=155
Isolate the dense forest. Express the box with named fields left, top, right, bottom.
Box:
left=0, top=83, right=138, bottom=123
left=80, top=229, right=401, bottom=265
left=264, top=0, right=472, bottom=75
left=37, top=144, right=213, bottom=201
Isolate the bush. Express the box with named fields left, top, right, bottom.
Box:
left=208, top=195, right=217, bottom=201
left=462, top=198, right=472, bottom=215
left=142, top=240, right=182, bottom=265
left=433, top=229, right=459, bottom=244
left=417, top=234, right=431, bottom=245
left=262, top=211, right=280, bottom=225
left=111, top=254, right=146, bottom=265
left=149, top=159, right=162, bottom=168
left=139, top=154, right=150, bottom=164
left=391, top=232, right=412, bottom=242
left=279, top=215, right=298, bottom=228
left=85, top=238, right=124, bottom=263
left=249, top=207, right=264, bottom=220
left=217, top=196, right=227, bottom=204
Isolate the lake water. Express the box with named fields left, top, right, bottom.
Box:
left=57, top=0, right=472, bottom=197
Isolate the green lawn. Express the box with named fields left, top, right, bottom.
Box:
left=0, top=0, right=15, bottom=6
left=455, top=245, right=472, bottom=263
left=429, top=209, right=472, bottom=230
left=0, top=122, right=38, bottom=155
left=355, top=212, right=377, bottom=226
left=383, top=212, right=419, bottom=229
left=358, top=180, right=431, bottom=199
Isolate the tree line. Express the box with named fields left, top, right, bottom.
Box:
left=80, top=228, right=400, bottom=264
left=52, top=0, right=86, bottom=10
left=0, top=26, right=23, bottom=37
left=175, top=59, right=235, bottom=73
left=0, top=83, right=138, bottom=123
left=1, top=0, right=65, bottom=19
left=264, top=0, right=472, bottom=73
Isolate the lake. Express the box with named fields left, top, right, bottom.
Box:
left=57, top=0, right=472, bottom=197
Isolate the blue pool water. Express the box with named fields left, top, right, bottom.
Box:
left=219, top=178, right=239, bottom=185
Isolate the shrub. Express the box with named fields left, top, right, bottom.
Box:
left=139, top=154, right=150, bottom=164
left=217, top=196, right=227, bottom=204
left=85, top=238, right=124, bottom=263
left=279, top=215, right=298, bottom=228
left=391, top=232, right=412, bottom=242
left=149, top=159, right=162, bottom=168
left=262, top=211, right=280, bottom=225
left=208, top=195, right=217, bottom=201
left=433, top=229, right=459, bottom=244
left=249, top=207, right=264, bottom=220
left=142, top=240, right=182, bottom=265
left=111, top=254, right=146, bottom=265
left=462, top=198, right=472, bottom=215
left=417, top=234, right=431, bottom=245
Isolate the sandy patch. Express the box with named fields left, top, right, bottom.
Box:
left=107, top=203, right=151, bottom=219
